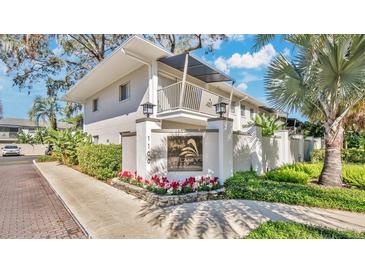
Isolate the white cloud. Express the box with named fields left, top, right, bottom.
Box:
left=227, top=34, right=245, bottom=41
left=212, top=43, right=277, bottom=74
left=283, top=47, right=290, bottom=57
left=237, top=82, right=248, bottom=91
left=227, top=44, right=277, bottom=69
left=214, top=56, right=230, bottom=73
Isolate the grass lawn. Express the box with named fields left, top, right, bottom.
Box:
left=224, top=171, right=365, bottom=212
left=245, top=221, right=365, bottom=239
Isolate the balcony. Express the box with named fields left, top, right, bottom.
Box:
left=157, top=81, right=229, bottom=117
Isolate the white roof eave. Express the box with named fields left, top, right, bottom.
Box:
left=61, top=35, right=172, bottom=103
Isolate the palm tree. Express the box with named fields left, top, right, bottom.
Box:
left=263, top=35, right=365, bottom=187
left=252, top=113, right=283, bottom=137
left=28, top=95, right=60, bottom=130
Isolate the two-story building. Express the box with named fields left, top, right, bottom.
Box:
left=62, top=35, right=299, bottom=181
left=62, top=35, right=277, bottom=145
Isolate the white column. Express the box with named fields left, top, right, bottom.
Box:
left=136, top=118, right=161, bottom=178
left=151, top=60, right=158, bottom=116
left=179, top=53, right=189, bottom=108
left=207, top=117, right=233, bottom=183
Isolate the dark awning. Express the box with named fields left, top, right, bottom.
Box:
left=158, top=53, right=233, bottom=83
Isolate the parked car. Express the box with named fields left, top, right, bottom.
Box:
left=1, top=145, right=21, bottom=156
left=45, top=144, right=53, bottom=155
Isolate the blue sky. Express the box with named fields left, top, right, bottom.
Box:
left=0, top=34, right=304, bottom=120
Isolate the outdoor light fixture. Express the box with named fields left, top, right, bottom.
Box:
left=213, top=102, right=228, bottom=118
left=141, top=102, right=155, bottom=118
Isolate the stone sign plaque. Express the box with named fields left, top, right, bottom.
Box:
left=167, top=136, right=203, bottom=171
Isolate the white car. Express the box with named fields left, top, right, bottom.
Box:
left=1, top=145, right=21, bottom=156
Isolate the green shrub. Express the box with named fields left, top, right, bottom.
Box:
left=311, top=149, right=325, bottom=162
left=224, top=174, right=365, bottom=212
left=283, top=163, right=323, bottom=178
left=46, top=129, right=92, bottom=165
left=311, top=148, right=365, bottom=163
left=265, top=169, right=310, bottom=184
left=342, top=148, right=365, bottom=163
left=77, top=144, right=122, bottom=180
left=342, top=165, right=365, bottom=190
left=36, top=154, right=59, bottom=162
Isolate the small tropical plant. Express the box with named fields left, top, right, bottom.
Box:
left=34, top=127, right=49, bottom=144
left=62, top=113, right=83, bottom=129
left=16, top=131, right=35, bottom=144
left=252, top=113, right=282, bottom=137
left=45, top=129, right=91, bottom=165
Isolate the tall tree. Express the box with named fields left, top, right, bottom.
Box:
left=0, top=34, right=227, bottom=116
left=28, top=95, right=60, bottom=130
left=263, top=35, right=365, bottom=187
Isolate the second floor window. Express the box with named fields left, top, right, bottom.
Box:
left=119, top=83, right=130, bottom=102
left=250, top=108, right=255, bottom=118
left=231, top=102, right=236, bottom=114
left=241, top=104, right=246, bottom=116
left=92, top=99, right=98, bottom=112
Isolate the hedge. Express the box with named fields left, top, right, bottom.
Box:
left=77, top=144, right=122, bottom=180
left=312, top=148, right=365, bottom=163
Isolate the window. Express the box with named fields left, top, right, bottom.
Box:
left=250, top=108, right=255, bottom=118
left=93, top=135, right=99, bottom=144
left=92, top=99, right=98, bottom=112
left=119, top=83, right=129, bottom=102
left=231, top=102, right=236, bottom=114
left=241, top=104, right=246, bottom=116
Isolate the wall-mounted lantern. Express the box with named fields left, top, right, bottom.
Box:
left=213, top=102, right=228, bottom=118
left=141, top=102, right=155, bottom=118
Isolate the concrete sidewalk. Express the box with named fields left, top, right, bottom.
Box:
left=35, top=161, right=365, bottom=239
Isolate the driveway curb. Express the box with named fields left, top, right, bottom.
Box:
left=33, top=160, right=91, bottom=239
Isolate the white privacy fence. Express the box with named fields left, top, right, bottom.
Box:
left=121, top=120, right=323, bottom=183
left=233, top=130, right=323, bottom=174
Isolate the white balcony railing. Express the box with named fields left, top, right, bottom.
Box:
left=157, top=81, right=229, bottom=115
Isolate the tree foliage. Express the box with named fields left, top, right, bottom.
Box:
left=28, top=95, right=60, bottom=130
left=0, top=34, right=227, bottom=112
left=16, top=131, right=35, bottom=144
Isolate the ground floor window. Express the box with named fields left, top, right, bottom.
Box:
left=93, top=135, right=99, bottom=144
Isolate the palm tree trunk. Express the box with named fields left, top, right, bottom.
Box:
left=319, top=119, right=344, bottom=187
left=50, top=115, right=57, bottom=130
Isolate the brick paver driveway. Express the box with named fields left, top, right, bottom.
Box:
left=0, top=156, right=86, bottom=239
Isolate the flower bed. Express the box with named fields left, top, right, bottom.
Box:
left=118, top=171, right=221, bottom=195
left=110, top=171, right=224, bottom=207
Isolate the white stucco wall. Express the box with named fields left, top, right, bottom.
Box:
left=83, top=66, right=149, bottom=144
left=150, top=131, right=219, bottom=180
left=233, top=127, right=263, bottom=174
left=121, top=135, right=136, bottom=172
